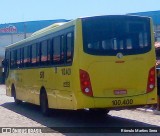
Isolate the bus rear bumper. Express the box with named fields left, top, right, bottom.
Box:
left=76, top=91, right=157, bottom=110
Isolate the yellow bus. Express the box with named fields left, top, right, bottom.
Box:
left=2, top=15, right=157, bottom=115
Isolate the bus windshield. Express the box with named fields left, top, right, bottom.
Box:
left=82, top=16, right=151, bottom=56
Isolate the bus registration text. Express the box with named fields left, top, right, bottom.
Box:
left=112, top=99, right=133, bottom=106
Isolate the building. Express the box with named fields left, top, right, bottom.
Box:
left=129, top=10, right=160, bottom=41
left=0, top=19, right=69, bottom=84
left=0, top=19, right=69, bottom=58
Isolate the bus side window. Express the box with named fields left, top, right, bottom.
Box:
left=10, top=50, right=14, bottom=69
left=17, top=49, right=21, bottom=68
left=61, top=35, right=65, bottom=64
left=53, top=36, right=61, bottom=64
left=11, top=50, right=17, bottom=69
left=29, top=46, right=32, bottom=67
left=3, top=50, right=10, bottom=78
left=31, top=44, right=37, bottom=66
left=23, top=47, right=26, bottom=67
left=41, top=40, right=48, bottom=65
left=14, top=50, right=17, bottom=68
left=37, top=43, right=40, bottom=65
left=24, top=46, right=30, bottom=67
left=47, top=39, right=51, bottom=64
left=20, top=48, right=24, bottom=68
left=66, top=32, right=74, bottom=64
left=5, top=50, right=10, bottom=62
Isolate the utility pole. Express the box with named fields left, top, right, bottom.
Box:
left=24, top=22, right=26, bottom=39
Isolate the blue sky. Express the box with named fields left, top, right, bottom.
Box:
left=0, top=0, right=160, bottom=23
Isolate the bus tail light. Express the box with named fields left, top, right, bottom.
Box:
left=79, top=69, right=93, bottom=97
left=147, top=66, right=156, bottom=93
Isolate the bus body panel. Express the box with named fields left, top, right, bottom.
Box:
left=76, top=17, right=157, bottom=108
left=74, top=89, right=157, bottom=109
left=78, top=52, right=155, bottom=98
left=6, top=67, right=76, bottom=110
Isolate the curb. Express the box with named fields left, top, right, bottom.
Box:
left=153, top=110, right=160, bottom=115
left=136, top=108, right=160, bottom=115
left=136, top=108, right=154, bottom=113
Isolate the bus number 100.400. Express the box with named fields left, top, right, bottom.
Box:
left=112, top=99, right=133, bottom=106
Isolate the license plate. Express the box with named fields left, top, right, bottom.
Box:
left=114, top=90, right=127, bottom=95
left=112, top=99, right=133, bottom=106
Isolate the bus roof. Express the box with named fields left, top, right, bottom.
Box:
left=5, top=15, right=151, bottom=50
left=31, top=22, right=66, bottom=36
left=5, top=19, right=75, bottom=49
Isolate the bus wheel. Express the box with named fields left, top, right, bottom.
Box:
left=12, top=85, right=22, bottom=105
left=40, top=90, right=49, bottom=116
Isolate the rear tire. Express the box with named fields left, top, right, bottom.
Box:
left=40, top=90, right=49, bottom=116
left=12, top=85, right=22, bottom=105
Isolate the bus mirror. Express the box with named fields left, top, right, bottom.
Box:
left=2, top=60, right=5, bottom=66
left=2, top=59, right=7, bottom=67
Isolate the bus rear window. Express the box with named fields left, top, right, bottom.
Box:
left=82, top=16, right=151, bottom=56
